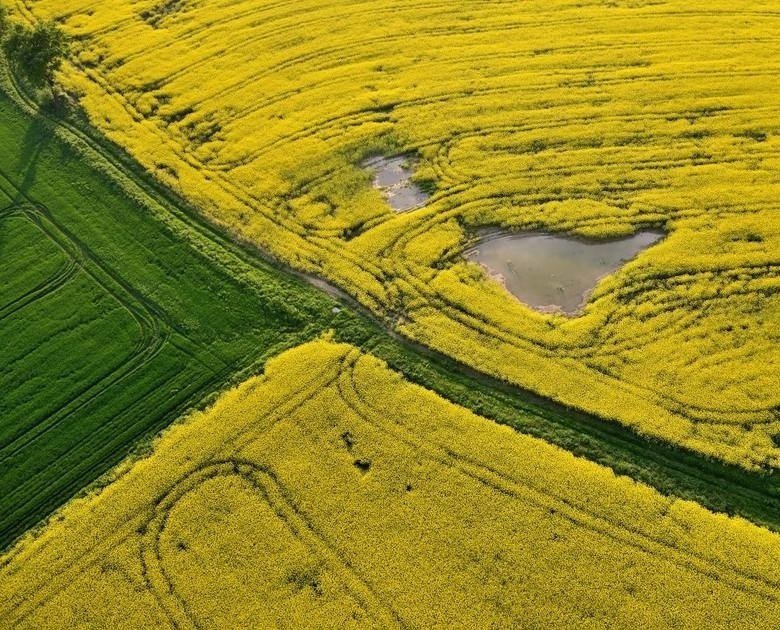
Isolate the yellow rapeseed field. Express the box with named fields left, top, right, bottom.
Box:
left=11, top=0, right=780, bottom=467
left=2, top=340, right=780, bottom=628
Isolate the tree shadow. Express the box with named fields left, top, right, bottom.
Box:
left=0, top=109, right=51, bottom=273
left=13, top=110, right=49, bottom=203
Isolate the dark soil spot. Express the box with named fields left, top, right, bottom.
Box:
left=341, top=431, right=355, bottom=451
left=739, top=129, right=768, bottom=142
left=155, top=162, right=178, bottom=180
left=287, top=566, right=324, bottom=596
left=161, top=106, right=195, bottom=125
left=353, top=458, right=371, bottom=473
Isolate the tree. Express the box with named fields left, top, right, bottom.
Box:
left=3, top=19, right=69, bottom=90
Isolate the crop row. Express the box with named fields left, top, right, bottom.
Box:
left=0, top=79, right=341, bottom=549
left=2, top=340, right=780, bottom=627
left=16, top=0, right=780, bottom=467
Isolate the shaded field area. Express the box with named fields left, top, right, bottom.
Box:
left=0, top=87, right=340, bottom=546
left=2, top=341, right=780, bottom=629
left=17, top=0, right=780, bottom=468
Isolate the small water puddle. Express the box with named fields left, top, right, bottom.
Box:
left=362, top=156, right=429, bottom=212
left=466, top=230, right=664, bottom=315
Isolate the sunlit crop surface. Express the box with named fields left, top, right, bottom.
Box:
left=3, top=341, right=780, bottom=628
left=14, top=0, right=780, bottom=467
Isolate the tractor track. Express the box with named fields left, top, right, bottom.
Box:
left=0, top=39, right=778, bottom=554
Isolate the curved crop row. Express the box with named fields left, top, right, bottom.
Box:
left=13, top=0, right=780, bottom=468
left=3, top=340, right=780, bottom=628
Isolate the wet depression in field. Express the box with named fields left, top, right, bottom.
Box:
left=363, top=156, right=429, bottom=212
left=467, top=231, right=664, bottom=315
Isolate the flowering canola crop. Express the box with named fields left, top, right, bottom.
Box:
left=11, top=0, right=780, bottom=467
left=2, top=340, right=780, bottom=628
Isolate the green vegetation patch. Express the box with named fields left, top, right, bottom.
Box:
left=0, top=89, right=339, bottom=546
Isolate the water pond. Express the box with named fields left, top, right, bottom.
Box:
left=466, top=230, right=664, bottom=314
left=363, top=156, right=429, bottom=212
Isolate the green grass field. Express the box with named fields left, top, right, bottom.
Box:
left=0, top=87, right=344, bottom=546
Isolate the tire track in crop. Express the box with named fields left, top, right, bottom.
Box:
left=219, top=63, right=778, bottom=148
left=388, top=199, right=778, bottom=366
left=388, top=208, right=779, bottom=421
left=395, top=264, right=779, bottom=424
left=0, top=205, right=82, bottom=322
left=0, top=200, right=170, bottom=465
left=81, top=53, right=401, bottom=306
left=141, top=460, right=403, bottom=629
left=0, top=87, right=207, bottom=538
left=70, top=36, right=780, bottom=427
left=200, top=38, right=773, bottom=132
left=0, top=94, right=233, bottom=470
left=0, top=314, right=262, bottom=542
left=214, top=37, right=780, bottom=138
left=116, top=0, right=520, bottom=87
left=131, top=3, right=779, bottom=108
left=209, top=77, right=776, bottom=171
left=208, top=70, right=773, bottom=170
left=92, top=0, right=316, bottom=63
left=0, top=358, right=348, bottom=626
left=335, top=350, right=780, bottom=602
